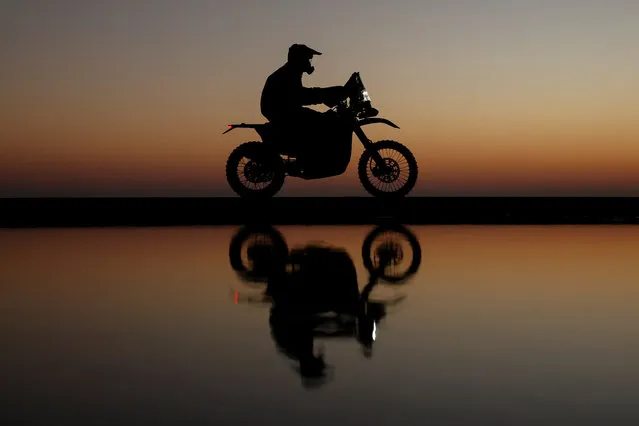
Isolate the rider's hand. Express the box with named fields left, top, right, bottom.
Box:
left=322, top=86, right=348, bottom=107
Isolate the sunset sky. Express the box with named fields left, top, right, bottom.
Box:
left=2, top=0, right=638, bottom=197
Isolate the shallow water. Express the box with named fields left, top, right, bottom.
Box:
left=2, top=225, right=639, bottom=425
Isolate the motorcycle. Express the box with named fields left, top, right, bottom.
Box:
left=223, top=72, right=419, bottom=198
left=227, top=223, right=422, bottom=379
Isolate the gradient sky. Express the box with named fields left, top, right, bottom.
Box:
left=2, top=0, right=638, bottom=196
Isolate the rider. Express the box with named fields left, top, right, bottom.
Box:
left=260, top=44, right=354, bottom=176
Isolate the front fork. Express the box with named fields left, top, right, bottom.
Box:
left=354, top=126, right=387, bottom=172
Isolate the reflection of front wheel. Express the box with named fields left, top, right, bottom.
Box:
left=226, top=141, right=285, bottom=198
left=358, top=140, right=418, bottom=198
left=229, top=224, right=289, bottom=283
left=362, top=224, right=421, bottom=283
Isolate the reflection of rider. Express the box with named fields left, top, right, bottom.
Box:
left=266, top=245, right=382, bottom=383
left=242, top=238, right=330, bottom=385
left=259, top=44, right=353, bottom=176
left=269, top=308, right=327, bottom=386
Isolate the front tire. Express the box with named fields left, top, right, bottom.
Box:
left=362, top=223, right=421, bottom=284
left=358, top=140, right=418, bottom=198
left=226, top=141, right=285, bottom=198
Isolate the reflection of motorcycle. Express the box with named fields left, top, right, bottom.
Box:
left=223, top=72, right=419, bottom=198
left=229, top=222, right=421, bottom=286
left=228, top=223, right=421, bottom=387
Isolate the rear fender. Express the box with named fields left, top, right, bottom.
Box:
left=223, top=123, right=262, bottom=135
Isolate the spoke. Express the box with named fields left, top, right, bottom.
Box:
left=366, top=150, right=414, bottom=192
left=234, top=155, right=277, bottom=191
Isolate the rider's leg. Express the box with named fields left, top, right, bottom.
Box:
left=291, top=108, right=325, bottom=173
left=286, top=109, right=353, bottom=177
left=322, top=114, right=353, bottom=174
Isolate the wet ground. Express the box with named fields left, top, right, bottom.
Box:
left=2, top=225, right=639, bottom=425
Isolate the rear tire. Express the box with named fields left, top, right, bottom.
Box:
left=226, top=141, right=285, bottom=198
left=229, top=224, right=289, bottom=283
left=358, top=140, right=418, bottom=198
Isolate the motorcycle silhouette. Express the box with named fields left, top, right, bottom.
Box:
left=228, top=223, right=422, bottom=387
left=223, top=72, right=419, bottom=198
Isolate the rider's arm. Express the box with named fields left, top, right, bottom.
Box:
left=300, top=86, right=349, bottom=106
left=298, top=86, right=326, bottom=105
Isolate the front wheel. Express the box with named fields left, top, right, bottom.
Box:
left=226, top=141, right=285, bottom=198
left=358, top=140, right=418, bottom=198
left=362, top=223, right=421, bottom=283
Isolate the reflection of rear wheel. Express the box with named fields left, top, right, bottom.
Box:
left=358, top=140, right=418, bottom=198
left=229, top=225, right=289, bottom=283
left=226, top=141, right=285, bottom=198
left=362, top=224, right=421, bottom=283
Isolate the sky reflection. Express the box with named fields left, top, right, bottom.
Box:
left=1, top=225, right=638, bottom=425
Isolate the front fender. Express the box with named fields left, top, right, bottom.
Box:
left=357, top=117, right=400, bottom=129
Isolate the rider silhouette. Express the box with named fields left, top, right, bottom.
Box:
left=260, top=44, right=354, bottom=176
left=264, top=244, right=361, bottom=388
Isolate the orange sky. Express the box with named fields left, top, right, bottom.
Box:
left=2, top=1, right=639, bottom=196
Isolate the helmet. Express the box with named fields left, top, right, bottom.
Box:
left=288, top=43, right=322, bottom=75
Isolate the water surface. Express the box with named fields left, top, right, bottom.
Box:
left=2, top=225, right=639, bottom=425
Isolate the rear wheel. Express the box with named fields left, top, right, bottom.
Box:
left=358, top=140, right=418, bottom=198
left=226, top=141, right=285, bottom=198
left=229, top=224, right=289, bottom=283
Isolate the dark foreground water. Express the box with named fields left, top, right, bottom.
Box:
left=2, top=225, right=639, bottom=425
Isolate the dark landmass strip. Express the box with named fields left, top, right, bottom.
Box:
left=1, top=197, right=639, bottom=227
